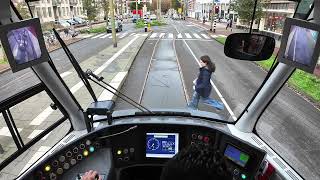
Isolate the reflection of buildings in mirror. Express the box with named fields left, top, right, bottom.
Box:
left=7, top=26, right=41, bottom=65
left=284, top=25, right=318, bottom=66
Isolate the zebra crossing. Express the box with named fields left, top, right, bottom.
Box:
left=148, top=32, right=227, bottom=40
left=90, top=32, right=144, bottom=39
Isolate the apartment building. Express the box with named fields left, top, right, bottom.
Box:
left=13, top=0, right=85, bottom=22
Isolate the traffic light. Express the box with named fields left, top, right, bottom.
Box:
left=215, top=6, right=219, bottom=14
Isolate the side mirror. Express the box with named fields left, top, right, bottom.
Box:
left=224, top=33, right=275, bottom=61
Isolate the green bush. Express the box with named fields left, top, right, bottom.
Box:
left=135, top=19, right=145, bottom=28
left=150, top=20, right=166, bottom=26
left=80, top=26, right=106, bottom=34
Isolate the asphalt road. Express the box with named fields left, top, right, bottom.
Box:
left=0, top=23, right=136, bottom=103
left=115, top=19, right=320, bottom=179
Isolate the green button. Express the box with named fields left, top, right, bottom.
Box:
left=241, top=174, right=246, bottom=179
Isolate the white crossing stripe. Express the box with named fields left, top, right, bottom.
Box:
left=185, top=33, right=192, bottom=38
left=119, top=32, right=128, bottom=38
left=100, top=34, right=111, bottom=38
left=201, top=34, right=210, bottom=39
left=129, top=33, right=136, bottom=36
left=91, top=33, right=105, bottom=39
left=20, top=146, right=51, bottom=175
left=29, top=107, right=54, bottom=126
left=168, top=33, right=174, bottom=39
left=193, top=33, right=202, bottom=39
left=60, top=71, right=72, bottom=78
left=159, top=33, right=165, bottom=38
left=177, top=33, right=182, bottom=38
left=211, top=34, right=218, bottom=38
left=27, top=130, right=49, bottom=140
left=150, top=33, right=157, bottom=38
left=108, top=34, right=116, bottom=38
left=0, top=127, right=23, bottom=136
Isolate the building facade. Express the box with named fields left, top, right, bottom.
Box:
left=13, top=0, right=85, bottom=22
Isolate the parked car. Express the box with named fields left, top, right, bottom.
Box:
left=150, top=14, right=157, bottom=20
left=55, top=20, right=71, bottom=28
left=66, top=19, right=77, bottom=25
left=107, top=20, right=123, bottom=33
left=73, top=17, right=87, bottom=24
left=132, top=14, right=140, bottom=23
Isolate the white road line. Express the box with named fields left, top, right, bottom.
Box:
left=91, top=33, right=105, bottom=39
left=60, top=71, right=72, bottom=78
left=188, top=21, right=209, bottom=30
left=185, top=33, right=192, bottom=38
left=159, top=33, right=165, bottom=38
left=182, top=40, right=237, bottom=121
left=150, top=33, right=158, bottom=38
left=193, top=33, right=202, bottom=39
left=28, top=36, right=140, bottom=126
left=168, top=33, right=174, bottom=39
left=100, top=34, right=111, bottom=38
left=129, top=33, right=136, bottom=36
left=19, top=146, right=51, bottom=175
left=0, top=127, right=23, bottom=136
left=98, top=72, right=127, bottom=101
left=177, top=33, right=183, bottom=38
left=201, top=34, right=210, bottom=39
left=119, top=32, right=128, bottom=38
left=211, top=34, right=218, bottom=38
left=27, top=129, right=49, bottom=140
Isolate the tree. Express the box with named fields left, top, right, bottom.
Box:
left=16, top=2, right=31, bottom=19
left=171, top=0, right=181, bottom=10
left=232, top=0, right=267, bottom=25
left=130, top=2, right=143, bottom=10
left=101, top=0, right=110, bottom=19
left=82, top=0, right=98, bottom=21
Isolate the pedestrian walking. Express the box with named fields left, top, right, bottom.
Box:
left=203, top=16, right=206, bottom=24
left=226, top=19, right=230, bottom=30
left=188, top=55, right=224, bottom=111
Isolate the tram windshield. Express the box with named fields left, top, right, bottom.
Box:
left=0, top=0, right=319, bottom=179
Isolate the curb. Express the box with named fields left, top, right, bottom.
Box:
left=0, top=66, right=10, bottom=74
left=109, top=32, right=151, bottom=102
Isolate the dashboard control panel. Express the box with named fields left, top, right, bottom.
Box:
left=20, top=121, right=266, bottom=180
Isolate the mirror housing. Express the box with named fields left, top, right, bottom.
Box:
left=224, top=33, right=275, bottom=61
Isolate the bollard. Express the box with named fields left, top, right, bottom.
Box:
left=144, top=22, right=147, bottom=32
left=213, top=21, right=216, bottom=33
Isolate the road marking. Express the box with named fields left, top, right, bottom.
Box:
left=150, top=33, right=157, bottom=38
left=159, top=33, right=165, bottom=38
left=0, top=127, right=23, bottom=136
left=188, top=21, right=209, bottom=30
left=29, top=36, right=140, bottom=126
left=129, top=33, right=136, bottom=36
left=168, top=33, right=174, bottom=39
left=100, top=34, right=111, bottom=38
left=193, top=33, right=202, bottom=39
left=91, top=33, right=105, bottom=39
left=177, top=33, right=182, bottom=38
left=185, top=33, right=192, bottom=38
left=60, top=71, right=72, bottom=78
left=108, top=34, right=116, bottom=38
left=19, top=146, right=51, bottom=175
left=211, top=34, right=218, bottom=38
left=27, top=129, right=50, bottom=140
left=201, top=34, right=210, bottom=39
left=98, top=72, right=127, bottom=101
left=119, top=32, right=128, bottom=38
left=182, top=40, right=237, bottom=121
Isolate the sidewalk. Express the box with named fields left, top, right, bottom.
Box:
left=187, top=18, right=281, bottom=54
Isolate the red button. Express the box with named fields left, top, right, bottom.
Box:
left=203, top=136, right=209, bottom=143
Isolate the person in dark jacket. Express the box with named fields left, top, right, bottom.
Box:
left=188, top=55, right=224, bottom=110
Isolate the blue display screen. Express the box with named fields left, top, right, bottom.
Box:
left=146, top=133, right=179, bottom=158
left=224, top=144, right=250, bottom=167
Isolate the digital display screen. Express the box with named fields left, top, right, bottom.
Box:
left=146, top=133, right=179, bottom=158
left=7, top=26, right=41, bottom=65
left=224, top=144, right=250, bottom=167
left=284, top=25, right=319, bottom=67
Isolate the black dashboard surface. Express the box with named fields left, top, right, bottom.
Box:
left=20, top=116, right=266, bottom=180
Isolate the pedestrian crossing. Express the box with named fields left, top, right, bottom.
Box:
left=147, top=32, right=227, bottom=40
left=90, top=32, right=145, bottom=39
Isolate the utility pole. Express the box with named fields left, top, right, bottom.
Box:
left=159, top=0, right=161, bottom=18
left=136, top=0, right=138, bottom=17
left=110, top=0, right=117, bottom=47
left=210, top=0, right=215, bottom=31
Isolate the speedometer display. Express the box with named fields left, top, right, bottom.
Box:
left=146, top=133, right=179, bottom=158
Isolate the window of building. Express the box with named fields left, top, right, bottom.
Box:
left=48, top=7, right=52, bottom=17
left=42, top=7, right=47, bottom=18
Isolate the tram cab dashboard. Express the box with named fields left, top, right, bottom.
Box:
left=19, top=115, right=266, bottom=180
